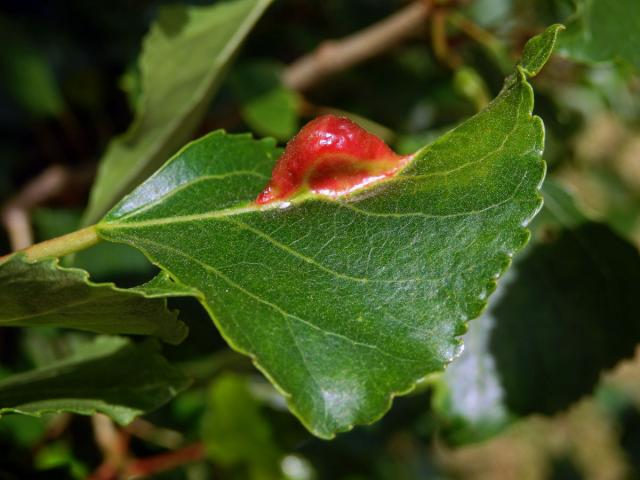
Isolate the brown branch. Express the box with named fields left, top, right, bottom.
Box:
left=88, top=414, right=131, bottom=480
left=1, top=164, right=94, bottom=252
left=1, top=165, right=69, bottom=250
left=447, top=12, right=512, bottom=73
left=125, top=418, right=184, bottom=450
left=124, top=443, right=206, bottom=479
left=430, top=8, right=462, bottom=69
left=283, top=1, right=433, bottom=91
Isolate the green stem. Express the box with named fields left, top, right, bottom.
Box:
left=0, top=225, right=101, bottom=263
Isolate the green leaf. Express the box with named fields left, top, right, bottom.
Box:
left=0, top=336, right=190, bottom=424
left=559, top=0, right=640, bottom=70
left=96, top=27, right=559, bottom=438
left=231, top=62, right=300, bottom=141
left=0, top=17, right=64, bottom=118
left=0, top=254, right=187, bottom=344
left=519, top=24, right=565, bottom=77
left=433, top=184, right=640, bottom=444
left=202, top=374, right=280, bottom=475
left=129, top=271, right=201, bottom=298
left=82, top=0, right=273, bottom=224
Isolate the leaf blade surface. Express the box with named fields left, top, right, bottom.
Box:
left=97, top=27, right=561, bottom=438
left=0, top=255, right=187, bottom=344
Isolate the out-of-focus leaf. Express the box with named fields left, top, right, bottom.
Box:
left=0, top=254, right=187, bottom=344
left=34, top=441, right=88, bottom=479
left=559, top=0, right=640, bottom=70
left=96, top=26, right=561, bottom=438
left=0, top=336, right=190, bottom=425
left=0, top=18, right=64, bottom=118
left=0, top=415, right=47, bottom=448
left=453, top=66, right=490, bottom=111
left=202, top=373, right=280, bottom=476
left=433, top=184, right=640, bottom=444
left=463, top=0, right=511, bottom=27
left=231, top=62, right=300, bottom=141
left=83, top=0, right=273, bottom=224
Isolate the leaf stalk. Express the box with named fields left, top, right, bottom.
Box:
left=0, top=225, right=101, bottom=263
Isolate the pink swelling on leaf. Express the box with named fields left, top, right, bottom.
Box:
left=255, top=115, right=411, bottom=205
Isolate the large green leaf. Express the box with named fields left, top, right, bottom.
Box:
left=432, top=184, right=640, bottom=444
left=0, top=336, right=190, bottom=424
left=82, top=0, right=273, bottom=224
left=0, top=254, right=187, bottom=344
left=559, top=0, right=640, bottom=69
left=96, top=26, right=561, bottom=438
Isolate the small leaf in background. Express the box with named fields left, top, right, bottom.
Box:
left=202, top=373, right=281, bottom=478
left=0, top=254, right=187, bottom=344
left=0, top=336, right=190, bottom=424
left=34, top=441, right=88, bottom=479
left=83, top=0, right=274, bottom=224
left=453, top=66, right=490, bottom=111
left=559, top=0, right=640, bottom=70
left=433, top=184, right=640, bottom=444
left=231, top=61, right=300, bottom=141
left=0, top=17, right=64, bottom=119
left=96, top=26, right=561, bottom=438
left=0, top=414, right=47, bottom=449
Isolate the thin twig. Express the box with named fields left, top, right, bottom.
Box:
left=88, top=414, right=131, bottom=480
left=447, top=12, right=512, bottom=73
left=125, top=418, right=184, bottom=450
left=431, top=8, right=462, bottom=69
left=1, top=165, right=69, bottom=250
left=1, top=164, right=94, bottom=252
left=283, top=1, right=433, bottom=91
left=124, top=443, right=206, bottom=479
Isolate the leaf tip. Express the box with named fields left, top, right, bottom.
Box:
left=519, top=24, right=566, bottom=78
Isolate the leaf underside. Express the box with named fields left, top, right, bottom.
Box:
left=0, top=254, right=187, bottom=344
left=96, top=27, right=561, bottom=438
left=0, top=336, right=190, bottom=424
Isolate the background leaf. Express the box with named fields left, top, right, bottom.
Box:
left=82, top=0, right=273, bottom=224
left=0, top=17, right=64, bottom=119
left=559, top=0, right=640, bottom=70
left=433, top=184, right=640, bottom=444
left=202, top=373, right=281, bottom=477
left=0, top=254, right=187, bottom=344
left=230, top=61, right=300, bottom=141
left=0, top=336, right=190, bottom=424
left=95, top=27, right=560, bottom=438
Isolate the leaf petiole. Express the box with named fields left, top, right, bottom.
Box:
left=0, top=225, right=101, bottom=263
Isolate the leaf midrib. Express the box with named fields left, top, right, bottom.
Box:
left=101, top=88, right=527, bottom=231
